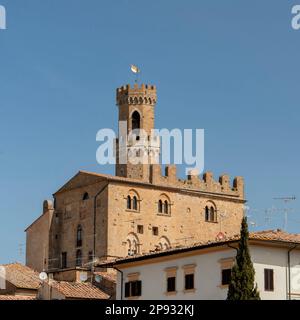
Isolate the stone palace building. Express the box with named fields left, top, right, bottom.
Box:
left=26, top=83, right=245, bottom=273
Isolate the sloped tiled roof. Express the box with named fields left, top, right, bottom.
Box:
left=0, top=295, right=36, bottom=300
left=1, top=263, right=41, bottom=290
left=98, top=229, right=300, bottom=267
left=49, top=280, right=109, bottom=300
left=249, top=229, right=300, bottom=243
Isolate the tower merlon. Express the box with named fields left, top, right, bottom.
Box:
left=150, top=166, right=244, bottom=198
left=116, top=83, right=157, bottom=106
left=219, top=174, right=230, bottom=191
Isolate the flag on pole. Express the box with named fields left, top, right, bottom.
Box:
left=130, top=65, right=140, bottom=74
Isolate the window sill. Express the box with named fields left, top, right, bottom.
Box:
left=205, top=220, right=218, bottom=224
left=183, top=288, right=196, bottom=294
left=125, top=209, right=140, bottom=213
left=165, top=291, right=177, bottom=296
left=157, top=213, right=171, bottom=217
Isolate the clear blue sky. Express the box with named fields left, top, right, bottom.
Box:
left=0, top=0, right=299, bottom=264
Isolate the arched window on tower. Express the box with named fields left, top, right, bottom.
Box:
left=76, top=249, right=82, bottom=267
left=132, top=111, right=141, bottom=130
left=76, top=225, right=83, bottom=247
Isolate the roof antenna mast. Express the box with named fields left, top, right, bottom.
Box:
left=273, top=196, right=296, bottom=231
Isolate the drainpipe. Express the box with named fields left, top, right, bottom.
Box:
left=93, top=183, right=109, bottom=264
left=288, top=244, right=298, bottom=300
left=113, top=266, right=124, bottom=300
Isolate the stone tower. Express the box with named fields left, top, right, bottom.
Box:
left=115, top=84, right=160, bottom=181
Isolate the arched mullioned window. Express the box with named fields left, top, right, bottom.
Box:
left=133, top=196, right=138, bottom=211
left=83, top=192, right=89, bottom=200
left=132, top=111, right=141, bottom=130
left=126, top=233, right=140, bottom=256
left=158, top=236, right=171, bottom=251
left=76, top=249, right=82, bottom=267
left=158, top=195, right=171, bottom=215
left=158, top=200, right=163, bottom=213
left=127, top=196, right=132, bottom=210
left=126, top=190, right=140, bottom=211
left=205, top=203, right=217, bottom=222
left=77, top=225, right=83, bottom=247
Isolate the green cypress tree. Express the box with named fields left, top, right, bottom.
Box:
left=227, top=216, right=260, bottom=300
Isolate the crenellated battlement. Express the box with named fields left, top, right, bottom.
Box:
left=150, top=165, right=244, bottom=198
left=116, top=83, right=157, bottom=106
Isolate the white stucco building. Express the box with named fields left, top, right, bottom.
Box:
left=100, top=230, right=300, bottom=300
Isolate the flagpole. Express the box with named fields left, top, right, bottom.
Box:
left=131, top=65, right=140, bottom=84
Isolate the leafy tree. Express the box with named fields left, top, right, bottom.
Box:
left=227, top=216, right=260, bottom=300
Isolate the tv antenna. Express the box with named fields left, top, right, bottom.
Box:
left=18, top=243, right=25, bottom=258
left=273, top=196, right=296, bottom=231
left=243, top=205, right=261, bottom=229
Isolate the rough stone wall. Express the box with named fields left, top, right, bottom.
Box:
left=26, top=201, right=54, bottom=272
left=27, top=169, right=244, bottom=272
left=106, top=180, right=244, bottom=258
left=48, top=180, right=109, bottom=270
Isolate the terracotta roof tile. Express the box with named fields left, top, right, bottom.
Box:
left=49, top=280, right=109, bottom=300
left=0, top=295, right=36, bottom=300
left=0, top=263, right=41, bottom=290
left=249, top=229, right=300, bottom=243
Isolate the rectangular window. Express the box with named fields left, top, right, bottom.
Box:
left=152, top=227, right=159, bottom=236
left=137, top=225, right=144, bottom=234
left=124, top=280, right=142, bottom=298
left=88, top=251, right=93, bottom=262
left=221, top=269, right=231, bottom=285
left=264, top=269, right=274, bottom=291
left=167, top=276, right=176, bottom=292
left=61, top=252, right=67, bottom=269
left=185, top=274, right=194, bottom=290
